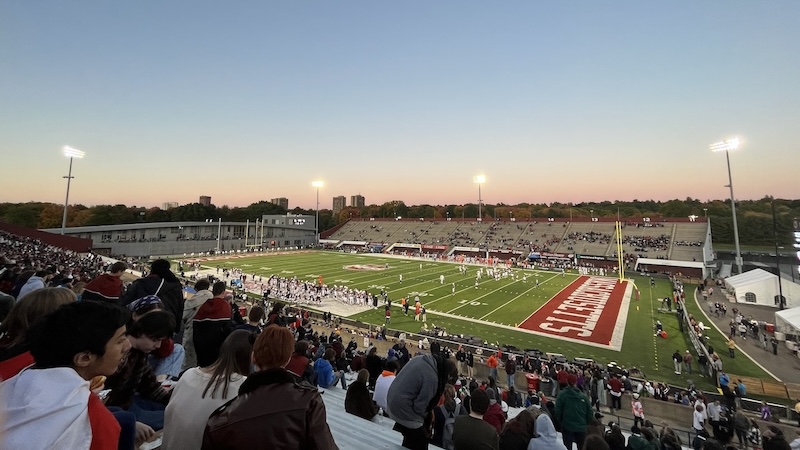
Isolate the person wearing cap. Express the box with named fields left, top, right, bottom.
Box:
left=631, top=392, right=645, bottom=427
left=683, top=350, right=693, bottom=374
left=555, top=373, right=594, bottom=450
left=482, top=386, right=505, bottom=433
left=202, top=326, right=337, bottom=449
left=604, top=422, right=625, bottom=450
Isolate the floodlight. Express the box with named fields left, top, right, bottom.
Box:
left=63, top=146, right=85, bottom=158
left=709, top=138, right=740, bottom=152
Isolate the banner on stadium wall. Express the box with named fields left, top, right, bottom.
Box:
left=528, top=252, right=541, bottom=260
left=422, top=245, right=448, bottom=251
left=577, top=254, right=615, bottom=261
left=540, top=252, right=573, bottom=260
left=393, top=243, right=421, bottom=249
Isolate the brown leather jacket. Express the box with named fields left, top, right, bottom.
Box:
left=202, top=368, right=338, bottom=450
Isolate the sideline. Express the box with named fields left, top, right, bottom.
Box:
left=691, top=286, right=781, bottom=382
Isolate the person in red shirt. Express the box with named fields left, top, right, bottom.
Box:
left=607, top=374, right=624, bottom=411
left=487, top=353, right=499, bottom=381
left=0, top=301, right=133, bottom=450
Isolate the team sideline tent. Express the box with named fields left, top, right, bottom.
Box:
left=774, top=306, right=800, bottom=337
left=724, top=268, right=800, bottom=308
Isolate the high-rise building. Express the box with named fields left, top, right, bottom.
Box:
left=332, top=196, right=346, bottom=214
left=162, top=202, right=178, bottom=210
left=199, top=196, right=211, bottom=206
left=270, top=197, right=289, bottom=210
left=351, top=195, right=365, bottom=208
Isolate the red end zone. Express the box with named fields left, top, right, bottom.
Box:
left=519, top=276, right=628, bottom=347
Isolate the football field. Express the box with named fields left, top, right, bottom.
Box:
left=199, top=250, right=770, bottom=387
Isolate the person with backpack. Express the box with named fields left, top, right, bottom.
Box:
left=431, top=384, right=466, bottom=449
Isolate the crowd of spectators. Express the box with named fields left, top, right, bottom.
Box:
left=621, top=234, right=671, bottom=253
left=0, top=230, right=792, bottom=450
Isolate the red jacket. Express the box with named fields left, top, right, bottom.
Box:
left=82, top=274, right=124, bottom=303
left=483, top=402, right=505, bottom=433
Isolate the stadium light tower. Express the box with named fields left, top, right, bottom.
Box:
left=710, top=137, right=743, bottom=274
left=312, top=180, right=324, bottom=246
left=473, top=175, right=486, bottom=220
left=61, top=146, right=85, bottom=235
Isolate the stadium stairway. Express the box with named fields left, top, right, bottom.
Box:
left=318, top=373, right=407, bottom=449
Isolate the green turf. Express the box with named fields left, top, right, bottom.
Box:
left=200, top=250, right=772, bottom=391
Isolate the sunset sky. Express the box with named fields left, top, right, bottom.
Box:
left=1, top=1, right=798, bottom=210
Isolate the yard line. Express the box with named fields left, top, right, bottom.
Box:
left=444, top=274, right=548, bottom=315
left=478, top=273, right=562, bottom=320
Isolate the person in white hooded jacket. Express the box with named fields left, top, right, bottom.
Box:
left=0, top=301, right=135, bottom=450
left=181, top=279, right=213, bottom=371
left=527, top=414, right=567, bottom=450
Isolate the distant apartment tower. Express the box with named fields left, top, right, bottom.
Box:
left=270, top=197, right=289, bottom=210
left=351, top=195, right=365, bottom=208
left=199, top=196, right=211, bottom=206
left=162, top=202, right=178, bottom=210
left=332, top=196, right=346, bottom=214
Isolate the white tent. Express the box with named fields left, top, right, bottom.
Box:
left=723, top=268, right=800, bottom=308
left=774, top=306, right=800, bottom=336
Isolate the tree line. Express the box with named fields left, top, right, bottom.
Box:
left=1, top=196, right=797, bottom=247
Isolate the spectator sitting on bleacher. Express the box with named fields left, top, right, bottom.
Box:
left=202, top=326, right=337, bottom=449
left=285, top=339, right=315, bottom=385
left=373, top=359, right=398, bottom=412
left=16, top=269, right=53, bottom=301
left=162, top=329, right=253, bottom=450
left=127, top=296, right=185, bottom=381
left=345, top=369, right=378, bottom=421
left=387, top=353, right=457, bottom=450
left=0, top=287, right=76, bottom=380
left=105, top=310, right=174, bottom=431
left=0, top=301, right=130, bottom=450
left=82, top=261, right=128, bottom=303
left=315, top=348, right=347, bottom=389
left=453, top=388, right=499, bottom=450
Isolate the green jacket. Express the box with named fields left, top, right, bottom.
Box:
left=625, top=434, right=652, bottom=450
left=554, top=386, right=594, bottom=433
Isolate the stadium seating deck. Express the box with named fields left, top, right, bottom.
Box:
left=553, top=222, right=614, bottom=256
left=668, top=222, right=706, bottom=262
left=326, top=219, right=707, bottom=264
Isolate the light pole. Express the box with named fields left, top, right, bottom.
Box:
left=772, top=200, right=785, bottom=309
left=312, top=181, right=324, bottom=246
left=61, top=146, right=85, bottom=234
left=703, top=208, right=708, bottom=218
left=710, top=137, right=743, bottom=274
left=473, top=175, right=485, bottom=221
